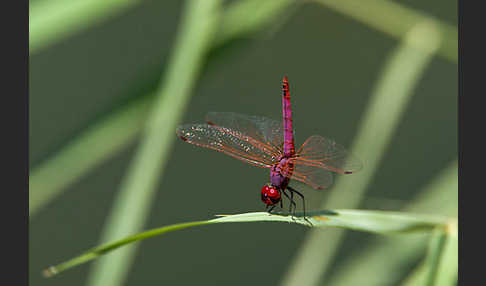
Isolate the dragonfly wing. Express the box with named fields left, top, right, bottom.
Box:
left=176, top=124, right=278, bottom=168
left=291, top=164, right=334, bottom=190
left=205, top=112, right=284, bottom=151
left=289, top=135, right=362, bottom=189
left=295, top=135, right=362, bottom=174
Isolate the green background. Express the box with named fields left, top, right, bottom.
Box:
left=29, top=1, right=457, bottom=285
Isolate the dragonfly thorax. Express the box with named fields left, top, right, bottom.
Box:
left=270, top=156, right=293, bottom=189
left=261, top=184, right=281, bottom=206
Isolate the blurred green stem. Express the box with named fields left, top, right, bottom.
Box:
left=29, top=0, right=297, bottom=219
left=431, top=221, right=458, bottom=286
left=29, top=96, right=152, bottom=216
left=84, top=1, right=222, bottom=286
left=30, top=0, right=457, bottom=63
left=215, top=0, right=295, bottom=45
left=401, top=220, right=458, bottom=286
left=315, top=0, right=457, bottom=62
left=30, top=0, right=140, bottom=54
left=30, top=0, right=298, bottom=54
left=423, top=229, right=448, bottom=286
left=280, top=22, right=441, bottom=286
left=327, top=160, right=457, bottom=286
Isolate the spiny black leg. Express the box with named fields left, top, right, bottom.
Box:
left=282, top=189, right=296, bottom=214
left=290, top=190, right=296, bottom=217
left=287, top=186, right=305, bottom=217
left=265, top=204, right=273, bottom=213
left=267, top=205, right=276, bottom=213
left=287, top=186, right=312, bottom=226
left=282, top=189, right=297, bottom=222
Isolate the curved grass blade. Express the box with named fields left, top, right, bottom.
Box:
left=43, top=220, right=211, bottom=277
left=43, top=209, right=451, bottom=278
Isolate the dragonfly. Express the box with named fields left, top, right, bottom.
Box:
left=176, top=76, right=362, bottom=217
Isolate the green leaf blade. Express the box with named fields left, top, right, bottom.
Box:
left=43, top=209, right=452, bottom=277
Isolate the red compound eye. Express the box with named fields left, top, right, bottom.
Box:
left=261, top=185, right=281, bottom=206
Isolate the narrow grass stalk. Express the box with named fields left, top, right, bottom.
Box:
left=423, top=229, right=448, bottom=286
left=84, top=2, right=223, bottom=286
left=29, top=96, right=152, bottom=216
left=327, top=160, right=457, bottom=286
left=30, top=0, right=297, bottom=54
left=29, top=0, right=297, bottom=219
left=29, top=0, right=140, bottom=54
left=431, top=221, right=458, bottom=286
left=43, top=209, right=450, bottom=278
left=314, top=0, right=457, bottom=63
left=215, top=0, right=296, bottom=46
left=30, top=0, right=458, bottom=64
left=43, top=220, right=211, bottom=278
left=401, top=220, right=458, bottom=286
left=280, top=22, right=441, bottom=286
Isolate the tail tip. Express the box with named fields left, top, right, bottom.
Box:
left=43, top=266, right=57, bottom=278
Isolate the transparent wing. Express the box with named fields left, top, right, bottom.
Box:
left=176, top=124, right=280, bottom=168
left=295, top=135, right=362, bottom=174
left=205, top=112, right=284, bottom=151
left=289, top=135, right=362, bottom=189
left=291, top=165, right=334, bottom=190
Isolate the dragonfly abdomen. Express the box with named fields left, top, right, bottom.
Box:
left=282, top=76, right=296, bottom=157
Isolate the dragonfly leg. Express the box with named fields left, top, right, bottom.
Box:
left=290, top=190, right=296, bottom=217
left=287, top=186, right=313, bottom=226
left=282, top=189, right=296, bottom=215
left=267, top=205, right=276, bottom=213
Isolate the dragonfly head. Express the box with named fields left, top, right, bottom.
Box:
left=261, top=184, right=281, bottom=206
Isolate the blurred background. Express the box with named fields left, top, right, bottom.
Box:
left=29, top=0, right=457, bottom=285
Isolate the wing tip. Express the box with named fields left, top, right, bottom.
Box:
left=175, top=125, right=191, bottom=142
left=204, top=111, right=221, bottom=126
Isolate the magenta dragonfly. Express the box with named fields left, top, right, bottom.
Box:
left=176, top=76, right=362, bottom=216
